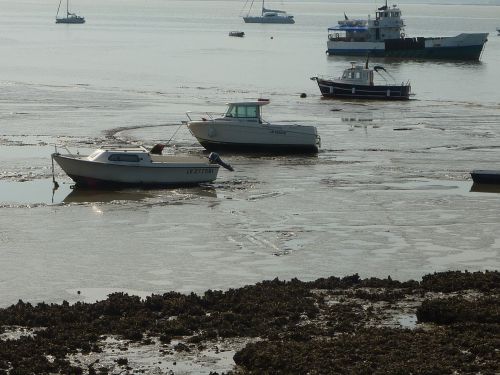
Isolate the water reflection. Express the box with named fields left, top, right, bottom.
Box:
left=62, top=185, right=217, bottom=204
left=470, top=183, right=500, bottom=194
left=62, top=187, right=154, bottom=204
left=0, top=178, right=217, bottom=206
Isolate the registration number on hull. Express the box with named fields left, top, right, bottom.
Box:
left=270, top=130, right=286, bottom=135
left=186, top=168, right=215, bottom=175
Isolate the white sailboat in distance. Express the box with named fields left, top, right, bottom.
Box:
left=243, top=0, right=294, bottom=24
left=55, top=0, right=85, bottom=24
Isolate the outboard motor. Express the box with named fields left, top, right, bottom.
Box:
left=208, top=152, right=234, bottom=171
left=150, top=144, right=165, bottom=155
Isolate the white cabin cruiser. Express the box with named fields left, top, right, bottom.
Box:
left=52, top=145, right=232, bottom=188
left=186, top=100, right=320, bottom=153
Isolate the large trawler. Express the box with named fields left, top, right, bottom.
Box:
left=326, top=2, right=488, bottom=60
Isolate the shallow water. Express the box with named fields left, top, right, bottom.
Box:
left=1, top=0, right=500, bottom=307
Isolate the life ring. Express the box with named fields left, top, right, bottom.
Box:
left=374, top=20, right=379, bottom=26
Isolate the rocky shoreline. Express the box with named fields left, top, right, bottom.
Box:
left=0, top=270, right=498, bottom=374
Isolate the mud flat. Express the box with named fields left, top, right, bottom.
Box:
left=0, top=270, right=499, bottom=374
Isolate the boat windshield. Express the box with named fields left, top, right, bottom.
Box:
left=342, top=70, right=362, bottom=79
left=88, top=150, right=103, bottom=160
left=225, top=104, right=259, bottom=119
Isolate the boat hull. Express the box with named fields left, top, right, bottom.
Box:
left=327, top=33, right=488, bottom=60
left=315, top=78, right=410, bottom=100
left=197, top=140, right=318, bottom=154
left=53, top=154, right=219, bottom=188
left=56, top=17, right=85, bottom=24
left=470, top=170, right=500, bottom=185
left=243, top=16, right=294, bottom=24
left=187, top=120, right=319, bottom=154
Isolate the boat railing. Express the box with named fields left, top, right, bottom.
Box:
left=54, top=144, right=77, bottom=156
left=185, top=111, right=224, bottom=122
left=310, top=75, right=339, bottom=81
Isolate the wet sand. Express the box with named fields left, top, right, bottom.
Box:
left=1, top=89, right=500, bottom=306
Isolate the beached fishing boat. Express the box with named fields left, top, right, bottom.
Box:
left=326, top=2, right=488, bottom=60
left=243, top=0, right=294, bottom=24
left=55, top=0, right=85, bottom=24
left=52, top=145, right=232, bottom=188
left=311, top=60, right=411, bottom=100
left=186, top=99, right=320, bottom=153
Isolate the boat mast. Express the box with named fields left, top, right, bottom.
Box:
left=66, top=0, right=69, bottom=16
left=261, top=0, right=265, bottom=15
left=56, top=0, right=63, bottom=18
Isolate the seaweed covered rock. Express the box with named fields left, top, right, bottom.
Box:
left=0, top=271, right=498, bottom=374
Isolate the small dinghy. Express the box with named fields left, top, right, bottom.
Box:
left=52, top=144, right=233, bottom=188
left=229, top=31, right=245, bottom=37
left=311, top=59, right=411, bottom=100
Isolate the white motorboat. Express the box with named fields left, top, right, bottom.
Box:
left=186, top=99, right=320, bottom=154
left=55, top=0, right=85, bottom=24
left=243, top=0, right=294, bottom=24
left=52, top=144, right=232, bottom=188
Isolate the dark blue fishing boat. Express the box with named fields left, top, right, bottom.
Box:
left=470, top=170, right=500, bottom=185
left=311, top=60, right=411, bottom=100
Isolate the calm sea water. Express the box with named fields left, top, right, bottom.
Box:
left=0, top=0, right=500, bottom=307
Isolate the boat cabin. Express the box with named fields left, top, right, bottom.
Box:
left=339, top=63, right=374, bottom=86
left=328, top=3, right=404, bottom=42
left=223, top=100, right=270, bottom=123
left=370, top=4, right=405, bottom=40
left=87, top=146, right=151, bottom=164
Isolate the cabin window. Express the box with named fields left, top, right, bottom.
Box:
left=108, top=154, right=140, bottom=162
left=355, top=72, right=361, bottom=79
left=245, top=106, right=258, bottom=118
left=227, top=105, right=258, bottom=118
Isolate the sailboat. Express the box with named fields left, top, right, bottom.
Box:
left=55, top=0, right=85, bottom=24
left=243, top=0, right=294, bottom=24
